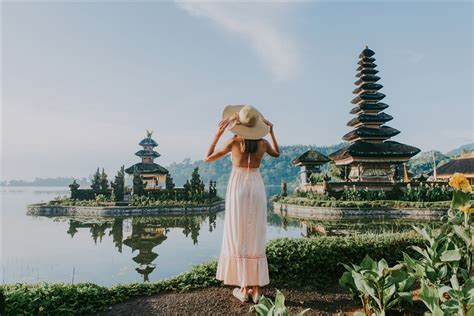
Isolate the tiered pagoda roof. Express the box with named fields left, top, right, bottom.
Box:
left=330, top=46, right=420, bottom=162
left=126, top=162, right=168, bottom=175
left=292, top=150, right=330, bottom=166
left=135, top=150, right=161, bottom=158
left=139, top=137, right=158, bottom=147
left=126, top=131, right=169, bottom=175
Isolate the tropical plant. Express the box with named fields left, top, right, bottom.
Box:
left=402, top=173, right=473, bottom=315
left=401, top=183, right=452, bottom=202
left=309, top=172, right=324, bottom=185
left=339, top=255, right=414, bottom=315
left=339, top=173, right=473, bottom=315
left=250, top=289, right=310, bottom=316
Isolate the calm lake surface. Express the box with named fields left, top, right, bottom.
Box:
left=2, top=186, right=303, bottom=286
left=2, top=186, right=436, bottom=286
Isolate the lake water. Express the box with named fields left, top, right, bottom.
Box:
left=1, top=186, right=437, bottom=286
left=1, top=186, right=304, bottom=286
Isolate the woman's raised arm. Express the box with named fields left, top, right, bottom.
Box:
left=204, top=118, right=234, bottom=163
left=263, top=118, right=280, bottom=158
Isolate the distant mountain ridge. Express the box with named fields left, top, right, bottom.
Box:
left=407, top=143, right=474, bottom=176
left=167, top=143, right=347, bottom=186
left=2, top=143, right=472, bottom=186
left=445, top=143, right=474, bottom=157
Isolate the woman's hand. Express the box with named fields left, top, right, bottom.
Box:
left=262, top=117, right=273, bottom=133
left=217, top=118, right=231, bottom=136
left=217, top=113, right=239, bottom=136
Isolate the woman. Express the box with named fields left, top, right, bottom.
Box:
left=204, top=105, right=280, bottom=303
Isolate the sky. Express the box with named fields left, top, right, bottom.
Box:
left=2, top=1, right=473, bottom=180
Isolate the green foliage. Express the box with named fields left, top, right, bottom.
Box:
left=91, top=167, right=101, bottom=191
left=401, top=203, right=473, bottom=315
left=2, top=261, right=219, bottom=316
left=341, top=187, right=388, bottom=201
left=266, top=234, right=422, bottom=287
left=336, top=183, right=452, bottom=203
left=250, top=289, right=310, bottom=316
left=48, top=195, right=115, bottom=206
left=328, top=162, right=343, bottom=181
left=340, top=175, right=473, bottom=315
left=340, top=255, right=414, bottom=315
left=309, top=173, right=324, bottom=185
left=128, top=195, right=222, bottom=207
left=132, top=170, right=145, bottom=196
left=2, top=234, right=422, bottom=315
left=111, top=166, right=125, bottom=201
left=401, top=183, right=452, bottom=202
left=166, top=173, right=175, bottom=190
left=100, top=168, right=109, bottom=191
left=274, top=195, right=455, bottom=209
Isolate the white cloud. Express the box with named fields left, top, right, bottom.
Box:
left=175, top=1, right=299, bottom=80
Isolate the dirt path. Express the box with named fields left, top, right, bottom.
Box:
left=103, top=286, right=355, bottom=315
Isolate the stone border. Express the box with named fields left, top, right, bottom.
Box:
left=27, top=200, right=225, bottom=217
left=273, top=202, right=447, bottom=220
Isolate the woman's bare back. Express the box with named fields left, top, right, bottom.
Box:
left=204, top=117, right=279, bottom=165
left=230, top=137, right=266, bottom=168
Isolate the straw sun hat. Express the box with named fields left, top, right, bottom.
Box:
left=222, top=105, right=270, bottom=140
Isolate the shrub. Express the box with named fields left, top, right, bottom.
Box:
left=274, top=196, right=454, bottom=209
left=266, top=234, right=422, bottom=288
left=401, top=183, right=452, bottom=202
left=2, top=234, right=422, bottom=315
left=2, top=261, right=219, bottom=315
left=339, top=173, right=474, bottom=315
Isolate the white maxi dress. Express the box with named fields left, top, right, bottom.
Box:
left=216, top=156, right=269, bottom=287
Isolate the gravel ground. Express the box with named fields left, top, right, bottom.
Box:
left=102, top=286, right=356, bottom=315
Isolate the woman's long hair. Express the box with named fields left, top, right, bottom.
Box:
left=241, top=138, right=259, bottom=154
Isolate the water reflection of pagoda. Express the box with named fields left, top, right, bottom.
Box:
left=330, top=47, right=420, bottom=182
left=123, top=221, right=168, bottom=282
left=65, top=214, right=217, bottom=282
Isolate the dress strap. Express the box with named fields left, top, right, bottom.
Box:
left=246, top=153, right=251, bottom=180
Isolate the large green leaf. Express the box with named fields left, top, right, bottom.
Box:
left=440, top=249, right=462, bottom=262
left=451, top=190, right=471, bottom=210
left=360, top=255, right=377, bottom=271
left=353, top=273, right=381, bottom=308
left=274, top=290, right=285, bottom=309
left=452, top=224, right=472, bottom=248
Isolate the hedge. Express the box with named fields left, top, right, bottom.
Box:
left=2, top=233, right=421, bottom=315
left=266, top=233, right=422, bottom=288
left=274, top=196, right=454, bottom=209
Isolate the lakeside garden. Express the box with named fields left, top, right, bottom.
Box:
left=44, top=167, right=222, bottom=208
left=2, top=173, right=472, bottom=315
left=274, top=182, right=454, bottom=210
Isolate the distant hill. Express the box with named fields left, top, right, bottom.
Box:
left=1, top=177, right=89, bottom=187
left=3, top=142, right=472, bottom=187
left=445, top=143, right=474, bottom=157
left=167, top=143, right=346, bottom=186
left=406, top=150, right=450, bottom=176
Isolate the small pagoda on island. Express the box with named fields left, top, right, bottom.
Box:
left=125, top=131, right=169, bottom=189
left=292, top=150, right=330, bottom=186
left=329, top=46, right=420, bottom=182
